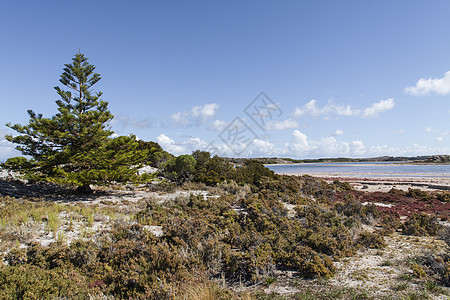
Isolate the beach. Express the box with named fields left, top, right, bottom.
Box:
left=279, top=172, right=450, bottom=193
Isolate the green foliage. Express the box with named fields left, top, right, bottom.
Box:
left=411, top=262, right=427, bottom=279
left=4, top=52, right=146, bottom=190
left=402, top=213, right=441, bottom=236
left=335, top=196, right=379, bottom=224
left=1, top=157, right=33, bottom=176
left=406, top=188, right=432, bottom=200
left=161, top=154, right=196, bottom=184
left=357, top=231, right=386, bottom=249
left=234, top=159, right=278, bottom=187
left=192, top=150, right=232, bottom=185
left=379, top=214, right=402, bottom=235
left=277, top=245, right=335, bottom=279
left=136, top=175, right=381, bottom=284
left=414, top=253, right=450, bottom=287
left=0, top=264, right=89, bottom=299
left=332, top=179, right=353, bottom=191
left=0, top=170, right=404, bottom=297
left=436, top=192, right=450, bottom=202
left=137, top=140, right=173, bottom=167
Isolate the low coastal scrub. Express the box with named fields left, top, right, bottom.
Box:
left=413, top=253, right=450, bottom=287
left=0, top=172, right=387, bottom=298
left=402, top=213, right=441, bottom=236
left=1, top=159, right=449, bottom=298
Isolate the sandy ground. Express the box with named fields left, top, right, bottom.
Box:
left=280, top=172, right=450, bottom=193
left=261, top=233, right=450, bottom=299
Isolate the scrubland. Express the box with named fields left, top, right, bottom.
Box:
left=1, top=171, right=450, bottom=299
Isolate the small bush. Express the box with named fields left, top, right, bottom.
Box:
left=402, top=213, right=441, bottom=236
left=438, top=226, right=450, bottom=246
left=411, top=262, right=427, bottom=279
left=436, top=192, right=450, bottom=202
left=416, top=253, right=450, bottom=287
left=379, top=214, right=402, bottom=235
left=406, top=188, right=432, bottom=200
left=332, top=179, right=353, bottom=191
left=0, top=264, right=89, bottom=299
left=357, top=231, right=386, bottom=249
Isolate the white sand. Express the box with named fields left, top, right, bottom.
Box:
left=280, top=172, right=450, bottom=192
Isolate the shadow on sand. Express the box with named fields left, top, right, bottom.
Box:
left=0, top=178, right=131, bottom=202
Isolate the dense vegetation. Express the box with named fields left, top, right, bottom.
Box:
left=2, top=52, right=449, bottom=299
left=3, top=163, right=449, bottom=299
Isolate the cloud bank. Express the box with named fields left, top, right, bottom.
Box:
left=405, top=71, right=450, bottom=96
left=172, top=103, right=219, bottom=126
left=294, top=98, right=394, bottom=118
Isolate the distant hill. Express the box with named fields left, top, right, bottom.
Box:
left=224, top=155, right=450, bottom=165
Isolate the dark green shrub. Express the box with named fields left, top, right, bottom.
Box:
left=5, top=248, right=27, bottom=266
left=416, top=253, right=450, bottom=286
left=438, top=226, right=450, bottom=246
left=332, top=179, right=353, bottom=191
left=278, top=245, right=335, bottom=279
left=0, top=264, right=89, bottom=299
left=234, top=159, right=278, bottom=187
left=379, top=214, right=402, bottom=235
left=436, top=192, right=450, bottom=202
left=335, top=196, right=379, bottom=224
left=192, top=151, right=232, bottom=185
left=357, top=231, right=386, bottom=249
left=406, top=188, right=432, bottom=200
left=388, top=188, right=405, bottom=195
left=402, top=213, right=441, bottom=236
left=160, top=154, right=196, bottom=184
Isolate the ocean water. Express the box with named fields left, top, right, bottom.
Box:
left=266, top=162, right=450, bottom=178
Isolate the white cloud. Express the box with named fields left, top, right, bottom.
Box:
left=278, top=130, right=450, bottom=159
left=171, top=103, right=219, bottom=126
left=350, top=140, right=365, bottom=157
left=334, top=129, right=344, bottom=136
left=155, top=131, right=450, bottom=159
left=294, top=99, right=359, bottom=117
left=0, top=139, right=20, bottom=162
left=318, top=136, right=341, bottom=157
left=0, top=129, right=22, bottom=162
left=294, top=98, right=394, bottom=119
left=192, top=103, right=219, bottom=119
left=208, top=120, right=228, bottom=131
left=293, top=99, right=320, bottom=117
left=156, top=134, right=184, bottom=155
left=291, top=130, right=310, bottom=154
left=266, top=118, right=298, bottom=130
left=362, top=98, right=394, bottom=118
left=156, top=134, right=212, bottom=156
left=405, top=71, right=450, bottom=96
left=436, top=137, right=443, bottom=142
left=182, top=136, right=208, bottom=151
left=425, top=127, right=433, bottom=133
left=252, top=139, right=276, bottom=155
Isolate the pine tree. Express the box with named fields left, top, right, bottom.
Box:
left=5, top=52, right=145, bottom=192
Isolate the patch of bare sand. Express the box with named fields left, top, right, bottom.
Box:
left=329, top=233, right=450, bottom=299
left=259, top=233, right=450, bottom=299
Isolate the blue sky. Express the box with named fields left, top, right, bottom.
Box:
left=1, top=0, right=449, bottom=160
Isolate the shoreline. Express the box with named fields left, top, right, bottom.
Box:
left=279, top=172, right=450, bottom=192
left=266, top=162, right=450, bottom=166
